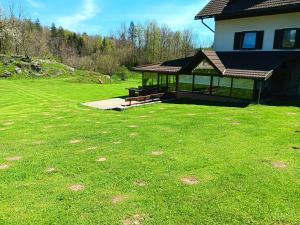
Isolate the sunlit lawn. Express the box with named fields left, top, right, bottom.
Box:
left=0, top=78, right=299, bottom=224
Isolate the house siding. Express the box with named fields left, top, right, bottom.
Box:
left=214, top=12, right=300, bottom=52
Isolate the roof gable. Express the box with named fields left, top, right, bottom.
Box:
left=196, top=0, right=300, bottom=20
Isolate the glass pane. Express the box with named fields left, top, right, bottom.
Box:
left=231, top=78, right=254, bottom=99
left=159, top=74, right=167, bottom=92
left=242, top=32, right=257, bottom=49
left=282, top=29, right=296, bottom=49
left=194, top=75, right=211, bottom=94
left=212, top=77, right=232, bottom=97
left=178, top=75, right=193, bottom=92
left=143, top=72, right=158, bottom=87
left=168, top=75, right=177, bottom=92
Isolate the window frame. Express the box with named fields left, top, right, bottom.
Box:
left=241, top=32, right=258, bottom=50
left=275, top=28, right=298, bottom=50
left=234, top=31, right=264, bottom=50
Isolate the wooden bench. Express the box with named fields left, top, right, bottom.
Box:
left=124, top=93, right=165, bottom=106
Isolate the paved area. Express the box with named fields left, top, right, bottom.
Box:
left=82, top=98, right=161, bottom=110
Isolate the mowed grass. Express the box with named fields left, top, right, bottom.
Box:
left=0, top=78, right=299, bottom=225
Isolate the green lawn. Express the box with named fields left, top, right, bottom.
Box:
left=0, top=78, right=299, bottom=224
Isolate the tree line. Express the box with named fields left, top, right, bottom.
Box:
left=0, top=4, right=199, bottom=76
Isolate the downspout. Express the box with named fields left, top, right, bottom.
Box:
left=201, top=18, right=215, bottom=33
left=257, top=80, right=263, bottom=104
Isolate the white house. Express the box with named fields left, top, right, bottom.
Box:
left=133, top=0, right=300, bottom=102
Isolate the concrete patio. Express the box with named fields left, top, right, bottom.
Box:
left=82, top=97, right=162, bottom=110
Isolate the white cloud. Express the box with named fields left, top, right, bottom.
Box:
left=57, top=0, right=99, bottom=31
left=26, top=0, right=43, bottom=8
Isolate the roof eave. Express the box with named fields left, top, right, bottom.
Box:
left=196, top=5, right=300, bottom=21
left=194, top=15, right=214, bottom=20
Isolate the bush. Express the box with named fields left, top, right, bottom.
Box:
left=115, top=66, right=130, bottom=81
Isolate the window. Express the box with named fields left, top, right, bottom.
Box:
left=142, top=72, right=158, bottom=86
left=168, top=75, right=177, bottom=92
left=231, top=79, right=254, bottom=99
left=194, top=75, right=211, bottom=93
left=242, top=32, right=257, bottom=49
left=274, top=28, right=300, bottom=49
left=212, top=77, right=232, bottom=96
left=158, top=74, right=167, bottom=92
left=178, top=75, right=193, bottom=92
left=283, top=29, right=297, bottom=48
left=234, top=31, right=264, bottom=50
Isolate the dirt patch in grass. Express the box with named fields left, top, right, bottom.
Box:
left=6, top=156, right=22, bottom=161
left=207, top=112, right=216, bottom=115
left=88, top=147, right=97, bottom=150
left=287, top=112, right=297, bottom=115
left=34, top=140, right=45, bottom=145
left=123, top=214, right=145, bottom=225
left=0, top=164, right=10, bottom=170
left=129, top=133, right=138, bottom=137
left=0, top=128, right=7, bottom=131
left=139, top=115, right=149, bottom=118
left=272, top=161, right=288, bottom=168
left=134, top=180, right=147, bottom=187
left=128, top=125, right=138, bottom=128
left=97, top=157, right=107, bottom=162
left=102, top=131, right=108, bottom=134
left=69, top=184, right=85, bottom=192
left=42, top=112, right=51, bottom=116
left=3, top=122, right=14, bottom=126
left=113, top=141, right=121, bottom=144
left=112, top=195, right=127, bottom=204
left=231, top=122, right=241, bottom=125
left=46, top=167, right=57, bottom=173
left=69, top=140, right=82, bottom=144
left=181, top=176, right=199, bottom=185
left=44, top=125, right=54, bottom=129
left=151, top=151, right=164, bottom=156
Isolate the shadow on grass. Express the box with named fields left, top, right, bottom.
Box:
left=261, top=97, right=300, bottom=107
left=165, top=98, right=300, bottom=108
left=165, top=99, right=251, bottom=108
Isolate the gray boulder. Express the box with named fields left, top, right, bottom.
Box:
left=15, top=67, right=22, bottom=74
left=12, top=55, right=32, bottom=63
left=66, top=66, right=75, bottom=72
left=31, top=62, right=42, bottom=72
left=0, top=71, right=11, bottom=78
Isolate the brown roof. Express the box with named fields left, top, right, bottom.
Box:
left=133, top=50, right=300, bottom=80
left=212, top=51, right=300, bottom=79
left=195, top=0, right=300, bottom=20
left=133, top=56, right=194, bottom=74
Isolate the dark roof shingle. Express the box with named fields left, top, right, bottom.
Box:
left=196, top=0, right=300, bottom=20
left=133, top=57, right=194, bottom=74
left=133, top=50, right=300, bottom=80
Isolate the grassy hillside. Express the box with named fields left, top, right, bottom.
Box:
left=0, top=55, right=118, bottom=84
left=0, top=78, right=299, bottom=224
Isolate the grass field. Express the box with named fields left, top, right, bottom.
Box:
left=0, top=77, right=299, bottom=224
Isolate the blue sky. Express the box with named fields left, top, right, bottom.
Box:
left=1, top=0, right=214, bottom=46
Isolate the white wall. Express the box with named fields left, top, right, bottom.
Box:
left=214, top=12, right=300, bottom=52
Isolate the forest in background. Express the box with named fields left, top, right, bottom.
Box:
left=0, top=2, right=209, bottom=76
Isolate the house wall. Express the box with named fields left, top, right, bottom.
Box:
left=270, top=61, right=300, bottom=97
left=214, top=12, right=300, bottom=52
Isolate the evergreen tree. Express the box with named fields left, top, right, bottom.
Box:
left=128, top=21, right=137, bottom=47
